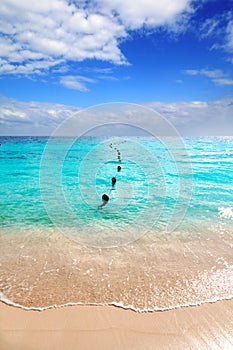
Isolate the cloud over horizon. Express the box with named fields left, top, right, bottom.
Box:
left=0, top=96, right=79, bottom=135
left=147, top=96, right=233, bottom=136
left=1, top=95, right=233, bottom=136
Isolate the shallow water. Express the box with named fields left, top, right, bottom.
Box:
left=0, top=136, right=233, bottom=311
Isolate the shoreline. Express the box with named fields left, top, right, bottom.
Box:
left=1, top=299, right=232, bottom=349
left=1, top=294, right=233, bottom=313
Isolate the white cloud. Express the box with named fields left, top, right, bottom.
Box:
left=1, top=0, right=233, bottom=82
left=0, top=0, right=193, bottom=76
left=1, top=108, right=28, bottom=120
left=60, top=75, right=96, bottom=91
left=184, top=68, right=233, bottom=86
left=0, top=96, right=79, bottom=135
left=200, top=18, right=220, bottom=39
left=184, top=69, right=199, bottom=76
left=99, top=0, right=191, bottom=30
left=147, top=96, right=233, bottom=135
left=213, top=78, right=233, bottom=86
left=200, top=13, right=233, bottom=62
left=1, top=95, right=233, bottom=136
left=226, top=20, right=233, bottom=51
left=0, top=0, right=127, bottom=75
left=200, top=69, right=224, bottom=79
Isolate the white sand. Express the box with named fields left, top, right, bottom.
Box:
left=0, top=299, right=233, bottom=350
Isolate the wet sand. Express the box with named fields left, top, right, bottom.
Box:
left=0, top=299, right=232, bottom=350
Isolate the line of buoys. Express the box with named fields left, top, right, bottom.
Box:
left=98, top=143, right=123, bottom=209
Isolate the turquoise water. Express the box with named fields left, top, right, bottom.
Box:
left=0, top=136, right=232, bottom=310
left=1, top=136, right=233, bottom=232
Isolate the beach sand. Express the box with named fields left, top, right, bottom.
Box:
left=0, top=299, right=232, bottom=350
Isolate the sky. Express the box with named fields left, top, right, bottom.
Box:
left=0, top=0, right=233, bottom=135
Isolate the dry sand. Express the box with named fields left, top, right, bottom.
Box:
left=0, top=299, right=233, bottom=350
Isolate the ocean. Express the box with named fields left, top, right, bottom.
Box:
left=0, top=135, right=232, bottom=311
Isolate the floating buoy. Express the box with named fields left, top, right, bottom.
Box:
left=98, top=194, right=109, bottom=209
left=112, top=177, right=116, bottom=187
left=102, top=194, right=109, bottom=202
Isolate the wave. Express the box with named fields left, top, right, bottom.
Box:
left=1, top=291, right=233, bottom=313
left=218, top=207, right=233, bottom=220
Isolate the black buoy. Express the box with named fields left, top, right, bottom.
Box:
left=98, top=193, right=109, bottom=209
left=117, top=165, right=121, bottom=172
left=102, top=194, right=109, bottom=202
left=112, top=177, right=116, bottom=187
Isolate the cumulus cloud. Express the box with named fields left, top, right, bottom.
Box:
left=99, top=0, right=192, bottom=30
left=1, top=0, right=233, bottom=83
left=0, top=0, right=127, bottom=75
left=1, top=95, right=233, bottom=136
left=0, top=0, right=193, bottom=76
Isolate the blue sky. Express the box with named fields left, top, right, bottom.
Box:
left=0, top=0, right=233, bottom=135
